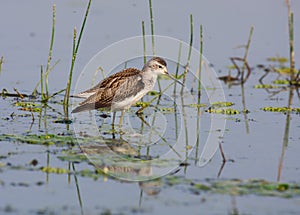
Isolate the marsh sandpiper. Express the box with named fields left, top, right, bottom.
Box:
left=72, top=57, right=181, bottom=126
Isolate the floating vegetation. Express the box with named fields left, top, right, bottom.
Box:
left=40, top=166, right=69, bottom=174
left=147, top=91, right=160, bottom=96
left=186, top=103, right=207, bottom=108
left=14, top=101, right=42, bottom=112
left=254, top=84, right=279, bottom=89
left=273, top=79, right=290, bottom=85
left=206, top=108, right=240, bottom=115
left=272, top=79, right=300, bottom=86
left=210, top=101, right=234, bottom=109
left=0, top=133, right=76, bottom=146
left=158, top=107, right=175, bottom=113
left=135, top=101, right=150, bottom=108
left=275, top=67, right=299, bottom=75
left=164, top=176, right=300, bottom=198
left=191, top=179, right=299, bottom=198
left=267, top=57, right=288, bottom=64
left=261, top=106, right=300, bottom=113
left=204, top=102, right=239, bottom=115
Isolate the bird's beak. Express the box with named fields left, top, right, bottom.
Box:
left=165, top=71, right=184, bottom=86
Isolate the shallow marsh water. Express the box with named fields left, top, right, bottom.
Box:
left=1, top=1, right=300, bottom=215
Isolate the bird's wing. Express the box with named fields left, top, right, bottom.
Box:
left=72, top=68, right=145, bottom=113
left=74, top=68, right=141, bottom=98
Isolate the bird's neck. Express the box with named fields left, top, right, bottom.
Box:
left=142, top=70, right=157, bottom=87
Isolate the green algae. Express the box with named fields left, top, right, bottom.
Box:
left=40, top=166, right=70, bottom=174
left=254, top=84, right=279, bottom=89
left=14, top=101, right=42, bottom=112
left=261, top=106, right=300, bottom=113
left=0, top=133, right=76, bottom=146
left=206, top=108, right=240, bottom=115
left=186, top=103, right=207, bottom=108
left=210, top=101, right=234, bottom=109
left=159, top=107, right=175, bottom=113
left=164, top=176, right=300, bottom=198
left=135, top=101, right=150, bottom=108
left=267, top=57, right=288, bottom=64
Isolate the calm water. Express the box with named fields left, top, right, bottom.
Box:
left=1, top=1, right=300, bottom=214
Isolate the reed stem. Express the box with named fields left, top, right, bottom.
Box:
left=173, top=42, right=182, bottom=94
left=289, top=13, right=295, bottom=81
left=40, top=66, right=45, bottom=101
left=142, top=21, right=146, bottom=64
left=181, top=14, right=193, bottom=94
left=64, top=28, right=77, bottom=114
left=45, top=4, right=56, bottom=99
left=148, top=0, right=155, bottom=56
left=241, top=26, right=254, bottom=81
left=63, top=0, right=92, bottom=115
left=0, top=56, right=3, bottom=73
left=197, top=25, right=203, bottom=104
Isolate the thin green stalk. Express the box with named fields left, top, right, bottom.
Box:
left=148, top=0, right=161, bottom=92
left=0, top=56, right=4, bottom=73
left=241, top=26, right=254, bottom=80
left=197, top=25, right=203, bottom=104
left=148, top=0, right=155, bottom=56
left=195, top=25, right=203, bottom=164
left=75, top=0, right=92, bottom=54
left=40, top=66, right=45, bottom=101
left=173, top=41, right=182, bottom=95
left=45, top=4, right=56, bottom=99
left=181, top=14, right=193, bottom=94
left=63, top=0, right=92, bottom=115
left=142, top=21, right=146, bottom=65
left=289, top=12, right=295, bottom=81
left=64, top=28, right=77, bottom=114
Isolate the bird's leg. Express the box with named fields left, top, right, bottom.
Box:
left=119, top=110, right=125, bottom=127
left=112, top=111, right=116, bottom=130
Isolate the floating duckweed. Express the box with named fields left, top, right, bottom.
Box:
left=262, top=107, right=300, bottom=113
left=254, top=84, right=279, bottom=89
left=135, top=101, right=150, bottom=108
left=185, top=178, right=300, bottom=198
left=192, top=183, right=211, bottom=191
left=210, top=101, right=234, bottom=109
left=273, top=79, right=290, bottom=85
left=40, top=166, right=69, bottom=174
left=277, top=183, right=289, bottom=191
left=272, top=79, right=300, bottom=86
left=206, top=108, right=240, bottom=115
left=14, top=102, right=42, bottom=112
left=276, top=67, right=299, bottom=75
left=0, top=133, right=76, bottom=146
left=267, top=57, right=288, bottom=64
left=18, top=107, right=42, bottom=112
left=186, top=103, right=207, bottom=108
left=14, top=101, right=39, bottom=108
left=159, top=107, right=174, bottom=113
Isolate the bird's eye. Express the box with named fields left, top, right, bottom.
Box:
left=158, top=65, right=163, bottom=69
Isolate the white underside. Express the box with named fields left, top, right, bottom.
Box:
left=111, top=87, right=151, bottom=111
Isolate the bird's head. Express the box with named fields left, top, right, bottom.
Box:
left=143, top=57, right=183, bottom=85
left=144, top=57, right=168, bottom=75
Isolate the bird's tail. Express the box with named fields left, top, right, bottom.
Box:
left=71, top=103, right=96, bottom=113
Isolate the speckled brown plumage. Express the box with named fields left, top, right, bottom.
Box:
left=72, top=68, right=144, bottom=113
left=72, top=57, right=172, bottom=114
